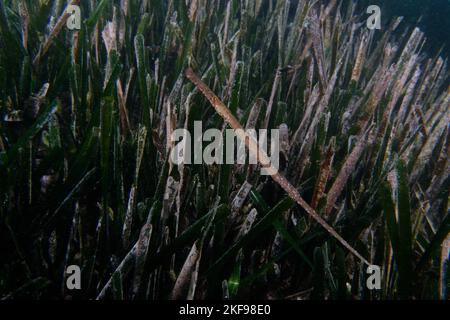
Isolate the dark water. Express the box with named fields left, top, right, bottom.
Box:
left=361, top=0, right=450, bottom=57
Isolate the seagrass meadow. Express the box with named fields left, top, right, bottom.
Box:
left=0, top=0, right=449, bottom=300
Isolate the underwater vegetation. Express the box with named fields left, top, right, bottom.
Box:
left=0, top=0, right=448, bottom=300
